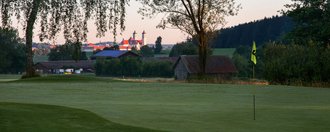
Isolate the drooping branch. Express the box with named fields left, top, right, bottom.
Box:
left=1, top=0, right=129, bottom=78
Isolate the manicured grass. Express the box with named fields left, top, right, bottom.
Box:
left=212, top=48, right=236, bottom=58
left=0, top=76, right=330, bottom=131
left=0, top=102, right=159, bottom=132
left=12, top=75, right=120, bottom=83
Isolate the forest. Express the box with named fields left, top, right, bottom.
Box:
left=212, top=16, right=293, bottom=48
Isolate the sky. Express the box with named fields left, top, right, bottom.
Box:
left=28, top=0, right=291, bottom=45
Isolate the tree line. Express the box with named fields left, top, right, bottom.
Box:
left=212, top=16, right=294, bottom=48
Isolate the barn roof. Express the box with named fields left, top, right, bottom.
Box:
left=174, top=55, right=237, bottom=74
left=92, top=50, right=140, bottom=59
left=35, top=60, right=95, bottom=69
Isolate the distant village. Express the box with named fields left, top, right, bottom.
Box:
left=32, top=31, right=174, bottom=56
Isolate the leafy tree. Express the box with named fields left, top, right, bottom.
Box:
left=48, top=41, right=87, bottom=61
left=140, top=45, right=154, bottom=57
left=0, top=0, right=128, bottom=78
left=169, top=41, right=198, bottom=57
left=283, top=0, right=330, bottom=46
left=154, top=36, right=163, bottom=54
left=113, top=45, right=120, bottom=50
left=138, top=0, right=240, bottom=75
left=0, top=28, right=26, bottom=74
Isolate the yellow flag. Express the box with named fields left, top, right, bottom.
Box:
left=251, top=41, right=257, bottom=65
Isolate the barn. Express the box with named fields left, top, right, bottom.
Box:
left=173, top=55, right=237, bottom=80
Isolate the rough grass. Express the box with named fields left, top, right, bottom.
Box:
left=0, top=75, right=330, bottom=132
left=0, top=102, right=160, bottom=132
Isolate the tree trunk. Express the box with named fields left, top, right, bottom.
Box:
left=24, top=0, right=42, bottom=78
left=198, top=31, right=208, bottom=77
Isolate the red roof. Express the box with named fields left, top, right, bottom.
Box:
left=121, top=40, right=129, bottom=45
left=119, top=45, right=131, bottom=50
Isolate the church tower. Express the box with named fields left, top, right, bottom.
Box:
left=142, top=30, right=147, bottom=45
left=133, top=31, right=137, bottom=40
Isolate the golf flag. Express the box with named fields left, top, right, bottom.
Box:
left=251, top=41, right=257, bottom=65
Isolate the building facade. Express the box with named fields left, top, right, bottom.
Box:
left=173, top=55, right=238, bottom=80
left=119, top=31, right=147, bottom=51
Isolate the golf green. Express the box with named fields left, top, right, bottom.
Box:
left=0, top=76, right=329, bottom=131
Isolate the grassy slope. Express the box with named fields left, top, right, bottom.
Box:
left=0, top=74, right=21, bottom=82
left=0, top=76, right=330, bottom=132
left=212, top=48, right=236, bottom=58
left=0, top=102, right=159, bottom=132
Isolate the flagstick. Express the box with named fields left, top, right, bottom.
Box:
left=253, top=64, right=255, bottom=79
left=253, top=94, right=256, bottom=120
left=252, top=64, right=256, bottom=120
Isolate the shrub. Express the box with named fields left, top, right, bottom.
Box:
left=95, top=57, right=173, bottom=78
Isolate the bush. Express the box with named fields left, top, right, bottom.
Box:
left=95, top=57, right=173, bottom=78
left=263, top=43, right=329, bottom=85
left=142, top=61, right=173, bottom=77
left=96, top=58, right=123, bottom=76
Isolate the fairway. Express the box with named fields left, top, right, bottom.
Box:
left=0, top=76, right=330, bottom=131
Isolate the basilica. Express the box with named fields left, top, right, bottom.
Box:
left=119, top=31, right=147, bottom=51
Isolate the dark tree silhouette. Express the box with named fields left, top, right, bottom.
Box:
left=138, top=0, right=240, bottom=76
